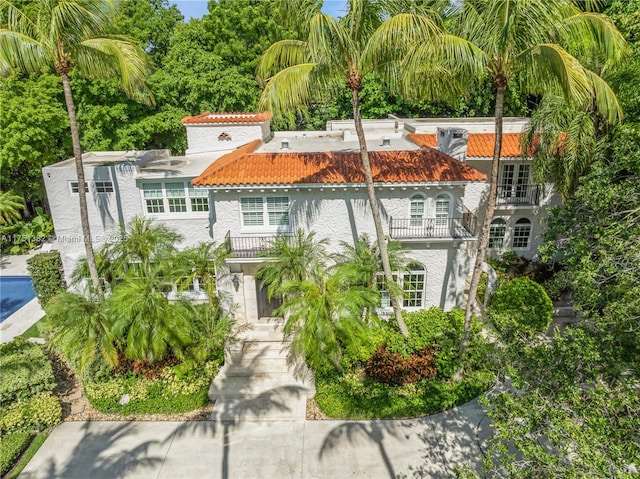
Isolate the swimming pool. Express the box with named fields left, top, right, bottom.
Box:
left=0, top=276, right=36, bottom=322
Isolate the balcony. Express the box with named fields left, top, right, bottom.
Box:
left=224, top=231, right=285, bottom=258
left=389, top=213, right=477, bottom=240
left=496, top=184, right=541, bottom=206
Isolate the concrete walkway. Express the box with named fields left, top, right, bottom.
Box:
left=19, top=398, right=490, bottom=479
left=0, top=253, right=46, bottom=343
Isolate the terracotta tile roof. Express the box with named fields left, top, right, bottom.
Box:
left=408, top=132, right=532, bottom=157
left=192, top=142, right=487, bottom=187
left=181, top=111, right=272, bottom=125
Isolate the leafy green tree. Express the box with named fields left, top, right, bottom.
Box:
left=0, top=74, right=71, bottom=203
left=0, top=0, right=154, bottom=296
left=387, top=0, right=626, bottom=369
left=46, top=292, right=117, bottom=373
left=256, top=229, right=329, bottom=300
left=277, top=266, right=379, bottom=372
left=0, top=190, right=24, bottom=225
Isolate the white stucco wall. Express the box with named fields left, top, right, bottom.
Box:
left=184, top=123, right=270, bottom=155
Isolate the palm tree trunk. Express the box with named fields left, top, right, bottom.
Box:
left=351, top=88, right=409, bottom=337
left=60, top=72, right=103, bottom=297
left=457, top=85, right=505, bottom=378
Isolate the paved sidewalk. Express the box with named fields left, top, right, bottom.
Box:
left=19, top=399, right=490, bottom=479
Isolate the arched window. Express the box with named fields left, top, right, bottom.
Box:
left=512, top=218, right=532, bottom=248
left=489, top=218, right=507, bottom=249
left=403, top=262, right=426, bottom=307
left=435, top=193, right=451, bottom=226
left=410, top=194, right=425, bottom=226
left=218, top=132, right=232, bottom=141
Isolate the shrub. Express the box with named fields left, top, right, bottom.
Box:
left=84, top=360, right=219, bottom=415
left=365, top=344, right=437, bottom=385
left=0, top=394, right=61, bottom=435
left=0, top=339, right=55, bottom=406
left=541, top=269, right=573, bottom=300
left=26, top=252, right=66, bottom=307
left=488, top=277, right=553, bottom=336
left=0, top=432, right=31, bottom=476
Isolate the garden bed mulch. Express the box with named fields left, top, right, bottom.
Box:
left=46, top=348, right=214, bottom=422
left=306, top=398, right=330, bottom=420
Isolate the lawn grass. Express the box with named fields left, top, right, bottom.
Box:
left=2, top=431, right=48, bottom=479
left=19, top=315, right=49, bottom=340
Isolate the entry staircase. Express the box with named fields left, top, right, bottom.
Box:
left=209, top=317, right=315, bottom=422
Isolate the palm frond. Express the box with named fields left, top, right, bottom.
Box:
left=557, top=12, right=627, bottom=64
left=584, top=69, right=622, bottom=124
left=76, top=36, right=154, bottom=105
left=258, top=62, right=319, bottom=116
left=256, top=39, right=309, bottom=86
left=0, top=29, right=48, bottom=75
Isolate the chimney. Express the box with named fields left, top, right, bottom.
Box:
left=436, top=127, right=468, bottom=162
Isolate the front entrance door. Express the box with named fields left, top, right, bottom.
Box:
left=256, top=279, right=282, bottom=318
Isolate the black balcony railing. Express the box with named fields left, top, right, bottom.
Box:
left=496, top=184, right=541, bottom=206
left=225, top=231, right=289, bottom=258
left=389, top=215, right=476, bottom=240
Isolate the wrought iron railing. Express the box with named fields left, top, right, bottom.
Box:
left=496, top=184, right=541, bottom=206
left=389, top=215, right=476, bottom=240
left=224, top=231, right=289, bottom=258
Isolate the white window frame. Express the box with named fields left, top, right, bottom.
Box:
left=94, top=181, right=114, bottom=193
left=376, top=263, right=426, bottom=310
left=435, top=193, right=452, bottom=226
left=489, top=218, right=507, bottom=249
left=512, top=218, right=532, bottom=249
left=409, top=194, right=425, bottom=227
left=141, top=181, right=210, bottom=217
left=240, top=196, right=291, bottom=231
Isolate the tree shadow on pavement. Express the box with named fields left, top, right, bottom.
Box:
left=19, top=422, right=165, bottom=479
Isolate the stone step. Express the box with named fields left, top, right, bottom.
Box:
left=211, top=394, right=308, bottom=422
left=227, top=340, right=290, bottom=356
left=553, top=305, right=575, bottom=317
left=238, top=328, right=287, bottom=342
left=209, top=373, right=314, bottom=400
left=221, top=358, right=296, bottom=375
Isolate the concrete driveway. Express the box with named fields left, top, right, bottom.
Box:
left=19, top=399, right=490, bottom=479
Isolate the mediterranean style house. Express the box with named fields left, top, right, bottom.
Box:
left=42, top=112, right=559, bottom=323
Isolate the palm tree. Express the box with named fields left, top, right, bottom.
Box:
left=257, top=0, right=456, bottom=336
left=46, top=291, right=117, bottom=373
left=107, top=271, right=194, bottom=364
left=378, top=0, right=626, bottom=369
left=523, top=96, right=605, bottom=200
left=0, top=0, right=153, bottom=296
left=174, top=241, right=228, bottom=310
left=277, top=266, right=379, bottom=372
left=0, top=190, right=24, bottom=225
left=256, top=229, right=329, bottom=301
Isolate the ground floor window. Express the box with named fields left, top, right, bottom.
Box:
left=377, top=263, right=426, bottom=308
left=512, top=218, right=532, bottom=249
left=489, top=218, right=507, bottom=249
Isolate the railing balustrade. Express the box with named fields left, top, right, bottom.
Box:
left=496, top=184, right=541, bottom=205
left=389, top=216, right=476, bottom=240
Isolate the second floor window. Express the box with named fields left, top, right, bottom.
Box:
left=240, top=196, right=290, bottom=228
left=142, top=182, right=209, bottom=215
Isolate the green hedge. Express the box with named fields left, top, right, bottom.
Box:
left=0, top=394, right=61, bottom=435
left=26, top=252, right=66, bottom=307
left=0, top=338, right=55, bottom=406
left=488, top=277, right=554, bottom=336
left=0, top=432, right=31, bottom=476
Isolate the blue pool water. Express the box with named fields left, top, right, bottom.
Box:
left=0, top=276, right=36, bottom=322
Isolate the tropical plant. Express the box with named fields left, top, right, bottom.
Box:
left=0, top=190, right=23, bottom=225
left=256, top=229, right=329, bottom=300
left=524, top=95, right=606, bottom=200
left=384, top=0, right=626, bottom=372
left=334, top=233, right=407, bottom=289
left=174, top=241, right=227, bottom=309
left=106, top=272, right=194, bottom=364
left=257, top=0, right=459, bottom=336
left=277, top=266, right=379, bottom=372
left=0, top=0, right=154, bottom=296
left=45, top=292, right=117, bottom=373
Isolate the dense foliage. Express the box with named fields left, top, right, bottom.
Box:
left=0, top=432, right=30, bottom=476
left=26, top=252, right=66, bottom=307
left=0, top=338, right=55, bottom=405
